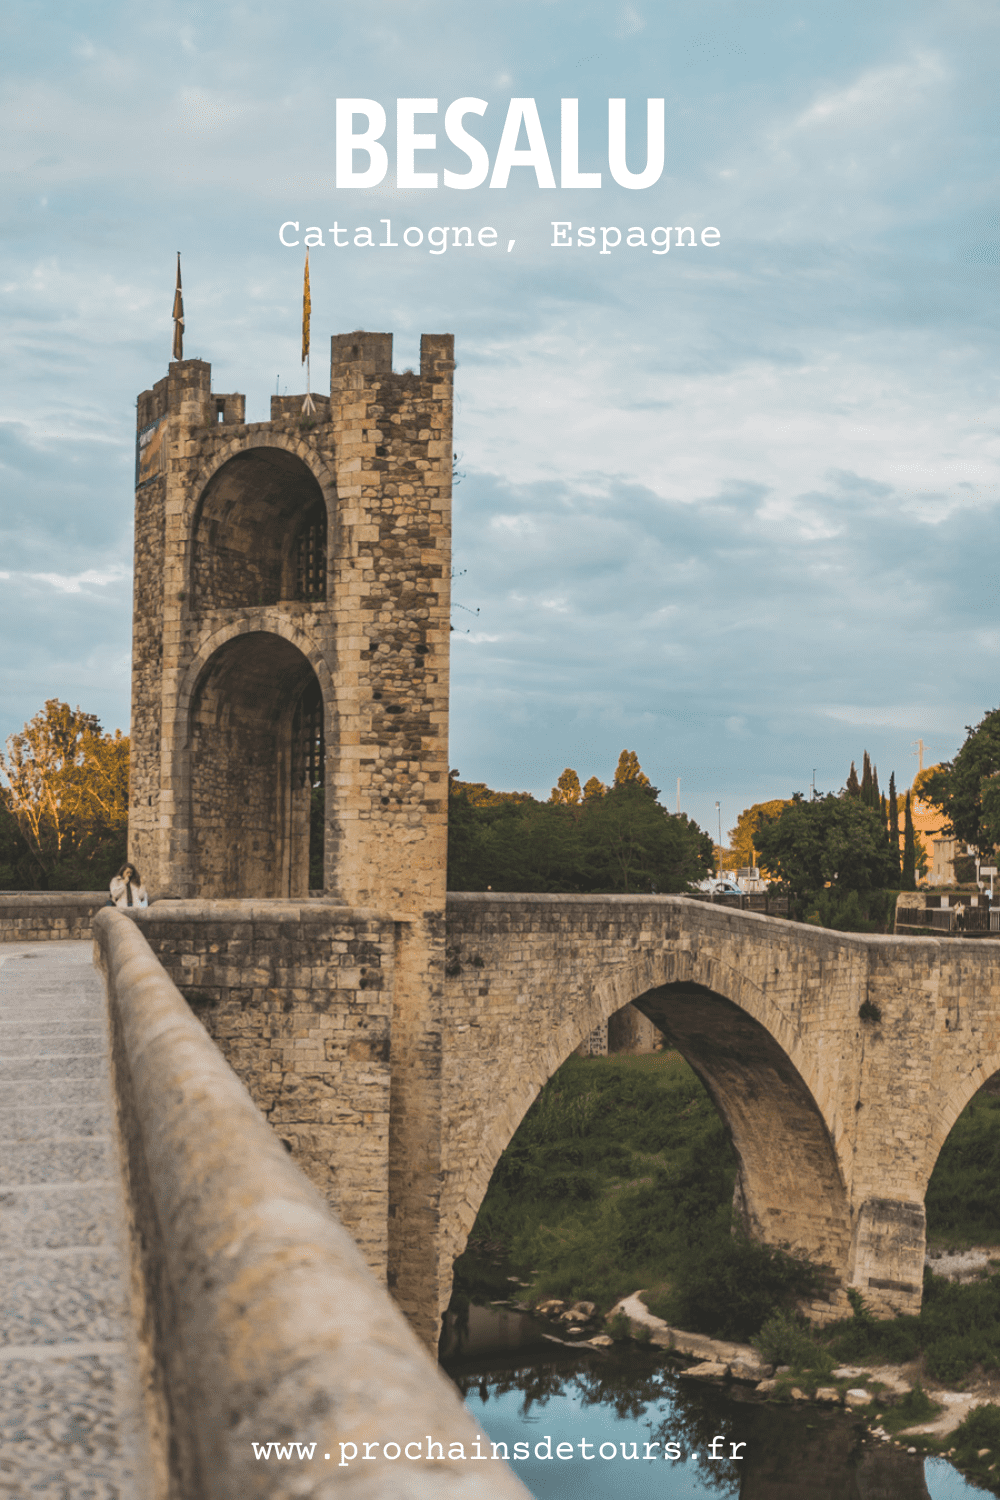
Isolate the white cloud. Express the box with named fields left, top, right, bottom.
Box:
left=25, top=566, right=129, bottom=594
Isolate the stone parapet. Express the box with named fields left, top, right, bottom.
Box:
left=93, top=907, right=529, bottom=1500
left=0, top=891, right=110, bottom=942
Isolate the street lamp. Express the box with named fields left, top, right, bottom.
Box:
left=716, top=801, right=722, bottom=877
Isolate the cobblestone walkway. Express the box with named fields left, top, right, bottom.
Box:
left=0, top=942, right=152, bottom=1499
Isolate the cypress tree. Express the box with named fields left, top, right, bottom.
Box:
left=888, top=773, right=900, bottom=884
left=902, top=791, right=917, bottom=890
left=861, top=751, right=873, bottom=806
left=846, top=761, right=861, bottom=798
left=871, top=763, right=881, bottom=808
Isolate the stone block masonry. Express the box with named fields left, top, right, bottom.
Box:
left=0, top=893, right=110, bottom=942
left=129, top=330, right=454, bottom=1344
left=129, top=332, right=453, bottom=917
left=121, top=323, right=1000, bottom=1352
left=440, top=894, right=1000, bottom=1324
left=137, top=900, right=394, bottom=1281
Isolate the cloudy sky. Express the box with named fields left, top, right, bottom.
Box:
left=2, top=0, right=998, bottom=839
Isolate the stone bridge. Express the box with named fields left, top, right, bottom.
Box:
left=110, top=332, right=1000, bottom=1356
left=441, top=894, right=1000, bottom=1326
left=121, top=890, right=1000, bottom=1343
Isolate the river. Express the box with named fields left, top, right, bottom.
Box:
left=441, top=1303, right=984, bottom=1500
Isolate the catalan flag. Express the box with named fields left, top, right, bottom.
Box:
left=172, top=252, right=184, bottom=361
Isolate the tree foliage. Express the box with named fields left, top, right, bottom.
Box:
left=923, top=708, right=1000, bottom=857
left=549, top=767, right=581, bottom=806
left=727, top=798, right=792, bottom=871
left=901, top=791, right=917, bottom=891
left=448, top=754, right=713, bottom=894
left=0, top=700, right=129, bottom=889
left=753, top=792, right=897, bottom=920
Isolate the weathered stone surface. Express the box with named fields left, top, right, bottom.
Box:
left=0, top=941, right=154, bottom=1499
left=683, top=1360, right=728, bottom=1379
left=845, top=1389, right=872, bottom=1408
left=128, top=337, right=454, bottom=1345
left=730, top=1357, right=773, bottom=1383
left=0, top=894, right=108, bottom=943
left=112, top=333, right=1000, bottom=1359
left=95, top=908, right=530, bottom=1500
left=137, top=900, right=393, bottom=1280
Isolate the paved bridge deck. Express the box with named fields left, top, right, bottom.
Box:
left=0, top=942, right=151, bottom=1497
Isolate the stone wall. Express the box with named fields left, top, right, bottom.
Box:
left=0, top=892, right=109, bottom=942
left=129, top=333, right=455, bottom=1344
left=94, top=906, right=529, bottom=1500
left=137, top=900, right=395, bottom=1281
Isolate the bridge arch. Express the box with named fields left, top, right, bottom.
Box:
left=441, top=910, right=853, bottom=1315
left=923, top=1053, right=1000, bottom=1188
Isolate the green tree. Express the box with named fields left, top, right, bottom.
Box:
left=888, top=772, right=901, bottom=884
left=922, top=709, right=1000, bottom=857
left=0, top=796, right=36, bottom=888
left=582, top=776, right=606, bottom=801
left=0, top=701, right=129, bottom=889
left=860, top=751, right=872, bottom=806
left=549, top=768, right=581, bottom=806
left=901, top=791, right=917, bottom=890
left=845, top=761, right=860, bottom=798
left=447, top=756, right=713, bottom=894
left=727, top=799, right=793, bottom=871
left=613, top=749, right=651, bottom=790
left=580, top=784, right=713, bottom=894
left=754, top=793, right=897, bottom=920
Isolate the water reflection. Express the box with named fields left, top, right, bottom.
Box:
left=441, top=1307, right=970, bottom=1500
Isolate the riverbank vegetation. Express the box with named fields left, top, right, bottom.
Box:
left=454, top=1052, right=1000, bottom=1388
left=455, top=1052, right=822, bottom=1339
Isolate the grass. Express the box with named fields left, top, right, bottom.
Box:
left=926, top=1092, right=1000, bottom=1250
left=455, top=1052, right=821, bottom=1338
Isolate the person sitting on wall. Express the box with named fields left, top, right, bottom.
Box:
left=110, top=862, right=148, bottom=911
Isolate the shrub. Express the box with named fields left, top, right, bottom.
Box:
left=924, top=1335, right=979, bottom=1386
left=753, top=1311, right=825, bottom=1370
left=664, top=1216, right=824, bottom=1342
left=606, top=1311, right=631, bottom=1341
left=880, top=1382, right=940, bottom=1434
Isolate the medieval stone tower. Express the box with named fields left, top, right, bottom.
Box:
left=128, top=332, right=454, bottom=915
